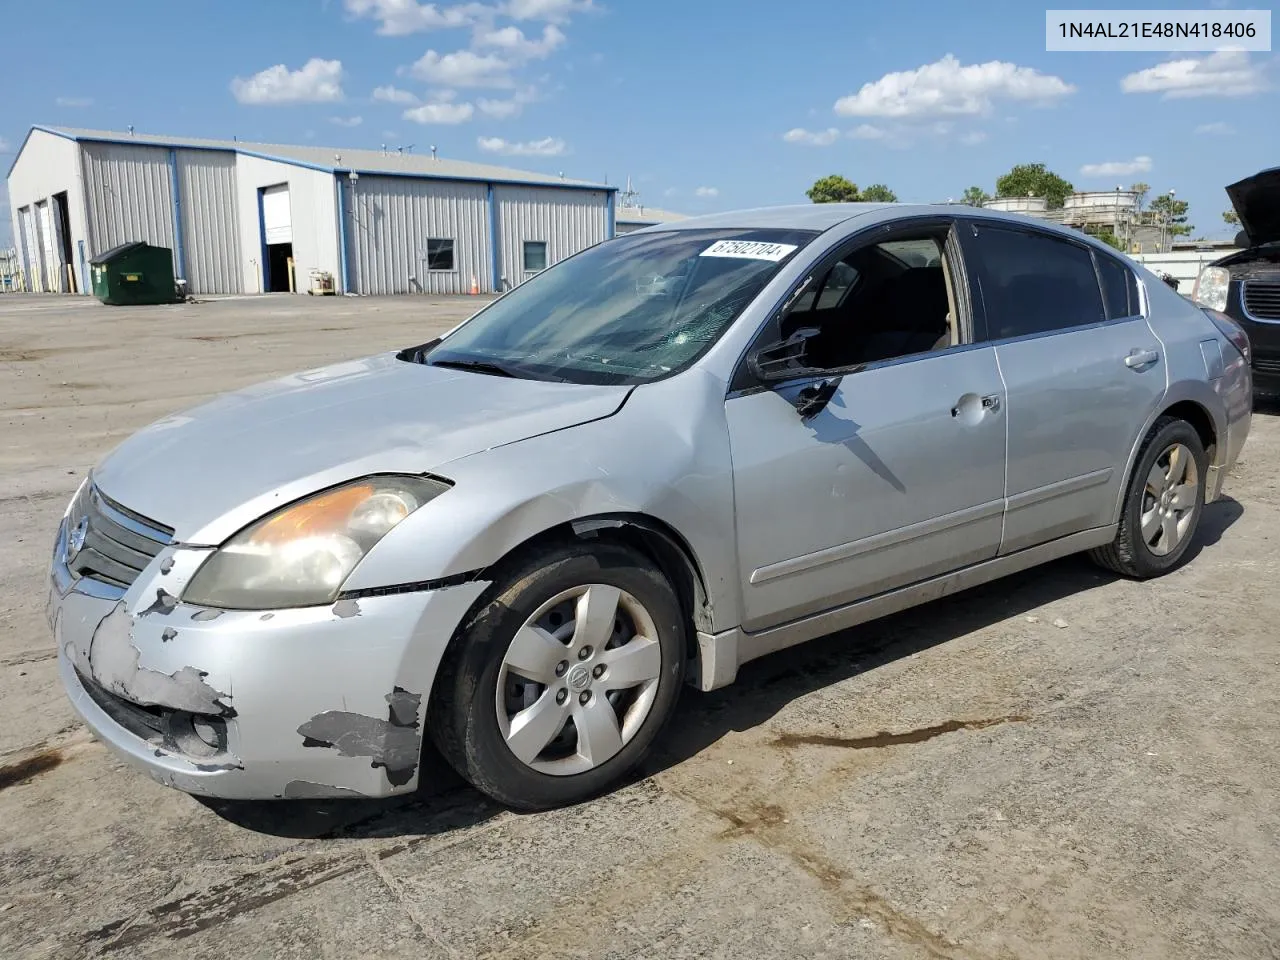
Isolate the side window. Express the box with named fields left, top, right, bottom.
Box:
left=1095, top=252, right=1139, bottom=319
left=788, top=258, right=860, bottom=317
left=778, top=232, right=956, bottom=370
left=971, top=226, right=1106, bottom=340
left=426, top=238, right=455, bottom=271
left=523, top=241, right=548, bottom=272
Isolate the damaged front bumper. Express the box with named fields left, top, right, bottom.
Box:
left=49, top=516, right=489, bottom=800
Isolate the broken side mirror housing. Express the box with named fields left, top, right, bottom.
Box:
left=748, top=326, right=820, bottom=381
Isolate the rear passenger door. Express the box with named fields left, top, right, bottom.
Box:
left=961, top=221, right=1165, bottom=554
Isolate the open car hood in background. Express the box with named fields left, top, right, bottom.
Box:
left=1227, top=167, right=1280, bottom=248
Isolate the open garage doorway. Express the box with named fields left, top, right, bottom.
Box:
left=258, top=184, right=294, bottom=293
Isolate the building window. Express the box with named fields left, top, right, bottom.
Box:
left=426, top=238, right=454, bottom=271
left=523, top=241, right=548, bottom=272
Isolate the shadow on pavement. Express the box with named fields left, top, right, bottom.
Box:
left=202, top=498, right=1244, bottom=839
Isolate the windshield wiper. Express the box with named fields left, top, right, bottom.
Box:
left=428, top=358, right=521, bottom=378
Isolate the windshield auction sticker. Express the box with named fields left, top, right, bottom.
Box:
left=700, top=240, right=799, bottom=261
left=1046, top=9, right=1270, bottom=51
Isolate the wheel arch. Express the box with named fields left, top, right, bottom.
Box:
left=425, top=511, right=714, bottom=712
left=1112, top=381, right=1224, bottom=523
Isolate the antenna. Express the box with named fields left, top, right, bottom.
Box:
left=127, top=125, right=134, bottom=137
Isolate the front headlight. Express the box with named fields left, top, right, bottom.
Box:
left=1193, top=266, right=1230, bottom=312
left=183, top=475, right=449, bottom=610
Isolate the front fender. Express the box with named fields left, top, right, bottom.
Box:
left=342, top=368, right=744, bottom=633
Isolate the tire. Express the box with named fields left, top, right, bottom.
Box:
left=1089, top=416, right=1208, bottom=579
left=428, top=540, right=686, bottom=811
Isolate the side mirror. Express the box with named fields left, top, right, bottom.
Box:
left=748, top=326, right=821, bottom=381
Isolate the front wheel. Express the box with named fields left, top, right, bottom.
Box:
left=1090, top=416, right=1208, bottom=578
left=429, top=541, right=686, bottom=810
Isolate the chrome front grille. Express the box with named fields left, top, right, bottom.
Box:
left=1243, top=281, right=1280, bottom=321
left=65, top=483, right=174, bottom=589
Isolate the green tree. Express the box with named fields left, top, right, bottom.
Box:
left=859, top=183, right=898, bottom=203
left=1093, top=230, right=1126, bottom=252
left=1223, top=208, right=1240, bottom=226
left=961, top=186, right=990, bottom=207
left=806, top=174, right=860, bottom=204
left=1150, top=192, right=1192, bottom=238
left=1130, top=182, right=1150, bottom=210
left=995, top=162, right=1074, bottom=209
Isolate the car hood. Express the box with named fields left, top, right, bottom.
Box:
left=1227, top=167, right=1280, bottom=248
left=92, top=353, right=631, bottom=544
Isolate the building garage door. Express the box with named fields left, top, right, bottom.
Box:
left=262, top=185, right=292, bottom=244
left=37, top=201, right=63, bottom=292
left=177, top=149, right=242, bottom=294
left=18, top=206, right=39, bottom=291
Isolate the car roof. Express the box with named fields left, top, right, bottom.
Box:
left=632, top=203, right=1125, bottom=249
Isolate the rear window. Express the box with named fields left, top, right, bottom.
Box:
left=971, top=226, right=1106, bottom=340
left=1095, top=252, right=1140, bottom=319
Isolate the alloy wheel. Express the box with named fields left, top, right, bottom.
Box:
left=1141, top=441, right=1199, bottom=557
left=495, top=584, right=663, bottom=776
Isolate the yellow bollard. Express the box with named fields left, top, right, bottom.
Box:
left=287, top=257, right=296, bottom=293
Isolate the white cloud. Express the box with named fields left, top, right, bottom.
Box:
left=373, top=84, right=419, bottom=104
left=663, top=187, right=678, bottom=197
left=330, top=115, right=364, bottom=127
left=1121, top=51, right=1266, bottom=98
left=345, top=0, right=488, bottom=35
left=477, top=135, right=566, bottom=156
left=782, top=127, right=840, bottom=146
left=834, top=54, right=1074, bottom=118
left=409, top=49, right=513, bottom=87
left=1194, top=121, right=1235, bottom=135
left=474, top=24, right=565, bottom=60
left=55, top=96, right=93, bottom=108
left=404, top=100, right=475, bottom=123
left=502, top=0, right=592, bottom=21
left=695, top=186, right=718, bottom=198
left=345, top=0, right=591, bottom=34
left=0, top=136, right=10, bottom=153
left=849, top=123, right=886, bottom=140
left=477, top=86, right=538, bottom=117
left=231, top=58, right=344, bottom=104
left=1079, top=155, right=1152, bottom=177
left=383, top=129, right=400, bottom=138
left=960, top=130, right=987, bottom=145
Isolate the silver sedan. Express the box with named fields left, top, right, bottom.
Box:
left=48, top=203, right=1252, bottom=810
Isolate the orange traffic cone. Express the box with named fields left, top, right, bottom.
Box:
left=470, top=275, right=479, bottom=295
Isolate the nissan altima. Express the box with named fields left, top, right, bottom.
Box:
left=49, top=203, right=1252, bottom=810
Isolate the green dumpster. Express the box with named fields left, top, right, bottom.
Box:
left=89, top=242, right=180, bottom=306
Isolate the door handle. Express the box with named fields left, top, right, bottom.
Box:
left=1124, top=348, right=1159, bottom=369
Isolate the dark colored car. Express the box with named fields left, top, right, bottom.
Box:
left=1194, top=167, right=1280, bottom=396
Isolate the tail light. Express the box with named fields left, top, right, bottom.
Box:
left=1203, top=308, right=1251, bottom=362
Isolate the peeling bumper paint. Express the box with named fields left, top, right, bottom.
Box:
left=50, top=528, right=490, bottom=799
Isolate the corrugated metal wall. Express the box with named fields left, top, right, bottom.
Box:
left=80, top=142, right=175, bottom=257
left=495, top=186, right=608, bottom=289
left=346, top=176, right=490, bottom=295
left=177, top=149, right=241, bottom=294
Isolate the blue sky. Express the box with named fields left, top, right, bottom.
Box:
left=1, top=0, right=1275, bottom=246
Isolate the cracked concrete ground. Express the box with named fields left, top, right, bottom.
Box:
left=2, top=293, right=1279, bottom=959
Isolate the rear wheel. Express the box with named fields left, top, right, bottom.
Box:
left=1090, top=417, right=1207, bottom=578
left=429, top=541, right=685, bottom=810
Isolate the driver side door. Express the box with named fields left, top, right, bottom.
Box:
left=725, top=221, right=1008, bottom=633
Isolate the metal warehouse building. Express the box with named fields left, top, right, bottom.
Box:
left=5, top=125, right=617, bottom=297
